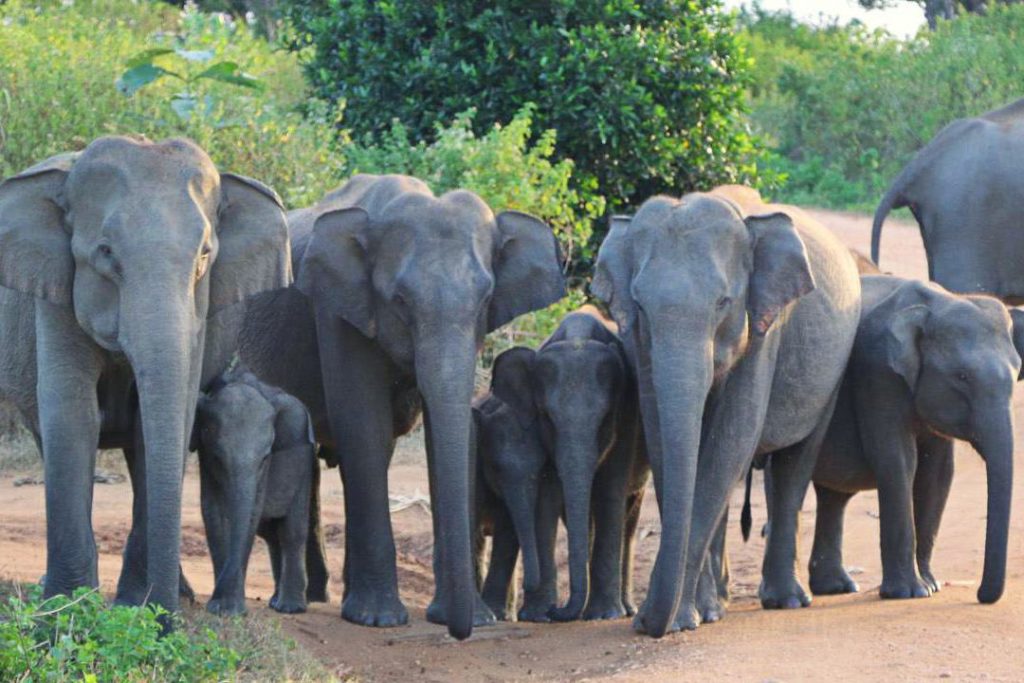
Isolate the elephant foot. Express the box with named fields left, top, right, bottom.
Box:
left=583, top=595, right=628, bottom=621
left=270, top=594, right=308, bottom=614
left=207, top=596, right=247, bottom=616
left=759, top=577, right=813, bottom=610
left=342, top=589, right=409, bottom=628
left=631, top=599, right=688, bottom=636
left=622, top=597, right=637, bottom=617
left=425, top=593, right=496, bottom=627
left=919, top=567, right=940, bottom=594
left=517, top=599, right=554, bottom=623
left=809, top=567, right=859, bottom=595
left=547, top=602, right=584, bottom=622
left=697, top=592, right=726, bottom=625
left=306, top=582, right=330, bottom=604
left=880, top=575, right=932, bottom=600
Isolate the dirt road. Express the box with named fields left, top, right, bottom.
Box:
left=2, top=209, right=1022, bottom=681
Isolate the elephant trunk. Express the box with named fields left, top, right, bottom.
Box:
left=641, top=329, right=711, bottom=637
left=121, top=292, right=202, bottom=618
left=975, top=411, right=1014, bottom=604
left=506, top=483, right=542, bottom=593
left=549, top=433, right=599, bottom=621
left=211, top=467, right=265, bottom=613
left=417, top=331, right=478, bottom=641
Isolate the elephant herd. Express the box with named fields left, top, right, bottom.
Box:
left=0, top=98, right=1021, bottom=643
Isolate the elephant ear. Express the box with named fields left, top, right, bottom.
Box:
left=488, top=211, right=565, bottom=332
left=295, top=207, right=376, bottom=338
left=490, top=346, right=537, bottom=428
left=1009, top=308, right=1024, bottom=381
left=0, top=153, right=77, bottom=304
left=885, top=304, right=930, bottom=389
left=212, top=173, right=292, bottom=310
left=746, top=212, right=816, bottom=336
left=591, top=216, right=635, bottom=333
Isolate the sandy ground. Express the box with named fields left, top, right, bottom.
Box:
left=2, top=209, right=1023, bottom=681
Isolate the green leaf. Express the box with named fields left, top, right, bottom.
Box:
left=116, top=64, right=172, bottom=96
left=195, top=62, right=264, bottom=91
left=170, top=94, right=197, bottom=121
left=124, top=48, right=174, bottom=68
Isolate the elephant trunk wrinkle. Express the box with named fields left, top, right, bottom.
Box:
left=976, top=412, right=1013, bottom=604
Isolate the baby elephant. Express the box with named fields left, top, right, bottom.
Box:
left=807, top=276, right=1023, bottom=603
left=195, top=368, right=330, bottom=615
left=472, top=348, right=561, bottom=621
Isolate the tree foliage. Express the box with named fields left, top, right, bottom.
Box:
left=286, top=0, right=773, bottom=220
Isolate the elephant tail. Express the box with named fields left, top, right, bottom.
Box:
left=740, top=465, right=753, bottom=543
left=871, top=182, right=906, bottom=266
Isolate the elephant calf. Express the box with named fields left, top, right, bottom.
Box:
left=806, top=276, right=1023, bottom=603
left=472, top=348, right=560, bottom=621
left=195, top=368, right=330, bottom=615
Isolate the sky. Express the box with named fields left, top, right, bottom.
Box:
left=724, top=0, right=927, bottom=37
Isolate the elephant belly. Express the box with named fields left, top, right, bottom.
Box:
left=813, top=443, right=877, bottom=494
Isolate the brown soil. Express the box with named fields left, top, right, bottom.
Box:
left=2, top=210, right=1023, bottom=681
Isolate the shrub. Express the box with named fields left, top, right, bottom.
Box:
left=287, top=0, right=775, bottom=229
left=0, top=585, right=238, bottom=682
left=0, top=0, right=341, bottom=207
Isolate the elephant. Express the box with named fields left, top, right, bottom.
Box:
left=872, top=98, right=1024, bottom=303
left=195, top=367, right=330, bottom=616
left=0, top=136, right=291, bottom=618
left=240, top=174, right=565, bottom=639
left=497, top=307, right=649, bottom=622
left=592, top=185, right=861, bottom=637
left=471, top=348, right=561, bottom=622
left=805, top=276, right=1022, bottom=603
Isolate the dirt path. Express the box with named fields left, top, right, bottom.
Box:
left=3, top=210, right=1023, bottom=681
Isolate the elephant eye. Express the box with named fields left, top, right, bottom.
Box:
left=716, top=296, right=732, bottom=311
left=98, top=244, right=113, bottom=258
left=957, top=370, right=969, bottom=383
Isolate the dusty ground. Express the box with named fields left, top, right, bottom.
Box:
left=2, top=210, right=1023, bottom=681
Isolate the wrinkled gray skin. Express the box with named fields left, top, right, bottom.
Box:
left=807, top=276, right=1022, bottom=604
left=502, top=308, right=649, bottom=622
left=195, top=368, right=330, bottom=616
left=471, top=348, right=560, bottom=621
left=241, top=174, right=564, bottom=639
left=872, top=98, right=1024, bottom=303
left=592, top=185, right=861, bottom=637
left=0, top=137, right=290, bottom=619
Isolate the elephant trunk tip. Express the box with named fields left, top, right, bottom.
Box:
left=977, top=581, right=1004, bottom=605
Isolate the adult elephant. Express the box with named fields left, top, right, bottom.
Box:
left=0, top=136, right=291, bottom=617
left=241, top=174, right=564, bottom=640
left=593, top=186, right=861, bottom=637
left=872, top=98, right=1024, bottom=303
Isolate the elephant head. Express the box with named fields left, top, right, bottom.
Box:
left=0, top=136, right=290, bottom=613
left=473, top=347, right=551, bottom=595
left=592, top=193, right=815, bottom=635
left=295, top=179, right=564, bottom=638
left=882, top=281, right=1023, bottom=603
left=195, top=377, right=278, bottom=616
left=529, top=311, right=627, bottom=620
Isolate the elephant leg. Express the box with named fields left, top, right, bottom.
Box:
left=262, top=522, right=282, bottom=606
left=874, top=450, right=931, bottom=599
left=585, top=457, right=631, bottom=621
left=520, top=467, right=560, bottom=622
left=35, top=303, right=105, bottom=598
left=272, top=508, right=309, bottom=614
left=759, top=433, right=823, bottom=610
left=317, top=318, right=407, bottom=628
left=480, top=505, right=519, bottom=621
left=621, top=486, right=645, bottom=617
left=914, top=433, right=953, bottom=594
left=808, top=484, right=858, bottom=595
left=304, top=463, right=331, bottom=603
left=696, top=545, right=725, bottom=625
left=424, top=405, right=496, bottom=627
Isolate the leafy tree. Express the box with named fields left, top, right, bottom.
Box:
left=285, top=0, right=772, bottom=231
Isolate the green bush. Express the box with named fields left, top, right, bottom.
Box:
left=743, top=5, right=1024, bottom=209
left=0, top=585, right=238, bottom=682
left=0, top=0, right=341, bottom=207
left=287, top=0, right=775, bottom=228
